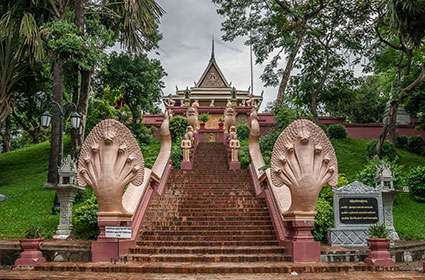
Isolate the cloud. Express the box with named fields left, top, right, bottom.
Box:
left=154, top=0, right=278, bottom=110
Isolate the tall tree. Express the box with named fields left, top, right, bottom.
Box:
left=373, top=0, right=425, bottom=155
left=212, top=0, right=370, bottom=105
left=97, top=52, right=166, bottom=124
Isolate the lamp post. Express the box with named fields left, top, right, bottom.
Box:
left=41, top=101, right=81, bottom=162
left=41, top=103, right=83, bottom=239
left=41, top=102, right=81, bottom=212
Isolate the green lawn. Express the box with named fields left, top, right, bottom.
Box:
left=0, top=139, right=160, bottom=239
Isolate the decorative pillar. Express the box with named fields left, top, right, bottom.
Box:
left=270, top=119, right=338, bottom=262
left=45, top=155, right=84, bottom=240
left=282, top=214, right=320, bottom=262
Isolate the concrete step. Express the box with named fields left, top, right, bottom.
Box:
left=34, top=262, right=394, bottom=274
left=124, top=253, right=290, bottom=263
left=128, top=245, right=285, bottom=255
left=136, top=240, right=280, bottom=247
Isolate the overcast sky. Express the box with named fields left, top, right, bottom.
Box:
left=154, top=0, right=278, bottom=110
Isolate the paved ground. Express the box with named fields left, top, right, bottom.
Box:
left=0, top=270, right=425, bottom=280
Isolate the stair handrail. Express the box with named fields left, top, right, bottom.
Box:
left=122, top=109, right=173, bottom=246
left=247, top=108, right=288, bottom=243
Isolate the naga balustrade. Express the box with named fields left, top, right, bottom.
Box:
left=247, top=109, right=338, bottom=262
left=77, top=110, right=173, bottom=262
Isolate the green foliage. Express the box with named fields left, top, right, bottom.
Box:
left=405, top=166, right=425, bottom=202
left=72, top=190, right=99, bottom=240
left=169, top=116, right=188, bottom=140
left=327, top=124, right=347, bottom=139
left=24, top=225, right=43, bottom=239
left=395, top=136, right=409, bottom=150
left=128, top=123, right=153, bottom=146
left=44, top=20, right=99, bottom=69
left=355, top=158, right=403, bottom=188
left=236, top=125, right=250, bottom=140
left=273, top=106, right=298, bottom=131
left=171, top=140, right=182, bottom=169
left=396, top=136, right=425, bottom=156
left=199, top=113, right=209, bottom=123
left=368, top=224, right=389, bottom=239
left=98, top=52, right=166, bottom=119
left=239, top=139, right=249, bottom=168
left=406, top=136, right=425, bottom=156
left=313, top=197, right=334, bottom=241
left=259, top=130, right=280, bottom=166
left=367, top=140, right=398, bottom=161
left=141, top=140, right=161, bottom=169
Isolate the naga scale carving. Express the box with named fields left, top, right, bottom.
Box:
left=271, top=119, right=338, bottom=217
left=78, top=119, right=144, bottom=218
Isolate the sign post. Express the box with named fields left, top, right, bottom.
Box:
left=105, top=226, right=132, bottom=262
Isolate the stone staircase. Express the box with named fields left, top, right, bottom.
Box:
left=122, top=142, right=290, bottom=270
left=34, top=142, right=391, bottom=274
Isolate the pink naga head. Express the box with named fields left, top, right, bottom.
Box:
left=78, top=119, right=144, bottom=218
left=271, top=119, right=338, bottom=217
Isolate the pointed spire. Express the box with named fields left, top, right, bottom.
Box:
left=210, top=36, right=215, bottom=61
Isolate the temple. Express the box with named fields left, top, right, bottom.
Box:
left=144, top=40, right=274, bottom=132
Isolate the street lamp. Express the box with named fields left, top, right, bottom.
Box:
left=41, top=111, right=52, bottom=129
left=70, top=112, right=82, bottom=130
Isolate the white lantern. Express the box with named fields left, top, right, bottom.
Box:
left=41, top=111, right=52, bottom=128
left=70, top=112, right=81, bottom=130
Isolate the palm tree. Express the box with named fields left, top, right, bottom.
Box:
left=0, top=1, right=48, bottom=123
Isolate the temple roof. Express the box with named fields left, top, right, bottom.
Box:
left=196, top=40, right=230, bottom=88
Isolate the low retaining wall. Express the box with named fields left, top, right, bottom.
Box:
left=2, top=240, right=425, bottom=264
left=0, top=240, right=90, bottom=265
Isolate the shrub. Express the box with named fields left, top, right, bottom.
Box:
left=171, top=140, right=182, bottom=168
left=273, top=105, right=298, bottom=130
left=355, top=158, right=403, bottom=188
left=313, top=197, right=334, bottom=241
left=405, top=166, right=425, bottom=202
left=259, top=130, right=280, bottom=166
left=169, top=116, right=188, bottom=140
left=368, top=224, right=388, bottom=239
left=73, top=190, right=99, bottom=240
left=25, top=225, right=43, bottom=239
left=128, top=123, right=153, bottom=145
left=327, top=124, right=347, bottom=139
left=199, top=113, right=209, bottom=123
left=237, top=125, right=250, bottom=140
left=407, top=136, right=425, bottom=156
left=366, top=140, right=397, bottom=161
left=395, top=136, right=409, bottom=150
left=239, top=140, right=250, bottom=168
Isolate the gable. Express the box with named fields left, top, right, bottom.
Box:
left=197, top=62, right=229, bottom=88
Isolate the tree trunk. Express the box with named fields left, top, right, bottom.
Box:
left=376, top=100, right=398, bottom=156
left=1, top=116, right=11, bottom=153
left=77, top=69, right=92, bottom=144
left=310, top=93, right=319, bottom=123
left=276, top=28, right=306, bottom=105
left=47, top=60, right=64, bottom=184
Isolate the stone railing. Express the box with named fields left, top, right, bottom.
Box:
left=78, top=110, right=173, bottom=262
left=247, top=109, right=290, bottom=245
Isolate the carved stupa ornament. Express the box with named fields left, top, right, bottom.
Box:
left=271, top=119, right=338, bottom=218
left=78, top=119, right=144, bottom=218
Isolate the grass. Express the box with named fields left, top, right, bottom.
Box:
left=394, top=193, right=425, bottom=240
left=0, top=138, right=160, bottom=239
left=0, top=141, right=57, bottom=239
